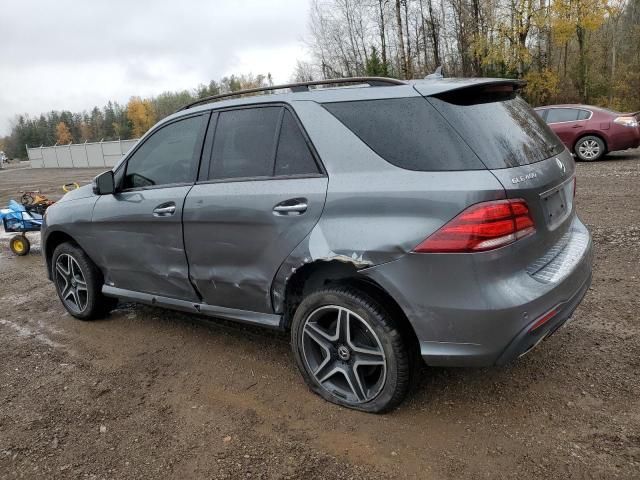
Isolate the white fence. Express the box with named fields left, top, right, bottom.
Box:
left=27, top=139, right=139, bottom=169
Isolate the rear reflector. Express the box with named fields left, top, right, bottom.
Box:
left=528, top=308, right=559, bottom=332
left=413, top=199, right=535, bottom=253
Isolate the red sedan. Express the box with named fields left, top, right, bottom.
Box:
left=535, top=105, right=640, bottom=161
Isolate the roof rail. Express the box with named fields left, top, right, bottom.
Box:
left=177, top=77, right=407, bottom=112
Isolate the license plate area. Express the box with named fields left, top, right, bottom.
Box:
left=541, top=179, right=573, bottom=229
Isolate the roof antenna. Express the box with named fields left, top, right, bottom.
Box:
left=425, top=66, right=444, bottom=79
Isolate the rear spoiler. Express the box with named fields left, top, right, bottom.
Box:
left=412, top=78, right=526, bottom=98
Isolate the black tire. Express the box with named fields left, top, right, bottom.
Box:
left=291, top=285, right=413, bottom=413
left=574, top=135, right=605, bottom=161
left=9, top=235, right=30, bottom=256
left=51, top=242, right=117, bottom=320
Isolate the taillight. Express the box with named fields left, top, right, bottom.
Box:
left=413, top=199, right=535, bottom=253
left=613, top=116, right=639, bottom=128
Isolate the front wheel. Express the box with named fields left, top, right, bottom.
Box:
left=575, top=136, right=605, bottom=161
left=291, top=286, right=413, bottom=413
left=52, top=242, right=116, bottom=320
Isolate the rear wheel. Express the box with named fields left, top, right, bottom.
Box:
left=575, top=136, right=605, bottom=161
left=291, top=286, right=413, bottom=413
left=52, top=242, right=116, bottom=320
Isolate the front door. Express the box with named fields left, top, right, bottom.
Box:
left=90, top=113, right=209, bottom=301
left=183, top=106, right=327, bottom=313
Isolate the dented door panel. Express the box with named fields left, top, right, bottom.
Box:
left=183, top=177, right=327, bottom=313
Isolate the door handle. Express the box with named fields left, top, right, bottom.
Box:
left=153, top=203, right=176, bottom=217
left=273, top=199, right=308, bottom=215
left=572, top=124, right=583, bottom=128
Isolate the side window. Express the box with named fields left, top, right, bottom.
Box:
left=124, top=115, right=207, bottom=189
left=535, top=109, right=547, bottom=120
left=275, top=110, right=319, bottom=176
left=323, top=97, right=484, bottom=171
left=546, top=108, right=579, bottom=123
left=577, top=110, right=591, bottom=120
left=209, top=107, right=280, bottom=179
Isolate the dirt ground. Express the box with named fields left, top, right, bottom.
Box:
left=0, top=154, right=639, bottom=479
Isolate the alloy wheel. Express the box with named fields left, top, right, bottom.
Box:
left=578, top=139, right=600, bottom=160
left=54, top=253, right=88, bottom=314
left=301, top=305, right=387, bottom=404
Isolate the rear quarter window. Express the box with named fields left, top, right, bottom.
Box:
left=322, top=97, right=484, bottom=171
left=274, top=110, right=320, bottom=176
left=577, top=110, right=591, bottom=120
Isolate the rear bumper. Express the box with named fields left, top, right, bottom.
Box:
left=361, top=217, right=593, bottom=367
left=495, top=270, right=591, bottom=364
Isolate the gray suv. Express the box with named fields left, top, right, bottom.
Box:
left=42, top=77, right=593, bottom=413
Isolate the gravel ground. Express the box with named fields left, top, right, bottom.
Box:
left=0, top=153, right=639, bottom=479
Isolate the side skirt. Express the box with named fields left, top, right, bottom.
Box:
left=102, top=285, right=283, bottom=330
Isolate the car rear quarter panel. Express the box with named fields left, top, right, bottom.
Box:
left=270, top=100, right=507, bottom=312
left=607, top=122, right=640, bottom=151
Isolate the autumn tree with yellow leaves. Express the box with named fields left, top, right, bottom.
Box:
left=551, top=0, right=610, bottom=101
left=127, top=97, right=156, bottom=138
left=304, top=0, right=638, bottom=110
left=55, top=121, right=73, bottom=144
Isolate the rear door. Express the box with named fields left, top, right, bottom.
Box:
left=183, top=105, right=327, bottom=313
left=90, top=113, right=209, bottom=301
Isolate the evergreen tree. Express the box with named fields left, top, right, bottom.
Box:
left=365, top=46, right=388, bottom=76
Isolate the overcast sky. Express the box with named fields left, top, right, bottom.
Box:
left=0, top=0, right=311, bottom=135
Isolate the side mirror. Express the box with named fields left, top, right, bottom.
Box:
left=93, top=170, right=115, bottom=195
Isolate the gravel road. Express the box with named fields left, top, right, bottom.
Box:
left=1, top=153, right=639, bottom=479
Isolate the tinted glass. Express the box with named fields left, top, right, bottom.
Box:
left=428, top=91, right=565, bottom=169
left=124, top=115, right=206, bottom=189
left=546, top=108, right=579, bottom=123
left=323, top=97, right=484, bottom=171
left=275, top=110, right=319, bottom=176
left=210, top=107, right=280, bottom=179
left=577, top=109, right=591, bottom=120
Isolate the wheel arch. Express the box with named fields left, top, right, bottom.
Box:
left=44, top=230, right=79, bottom=279
left=282, top=260, right=419, bottom=351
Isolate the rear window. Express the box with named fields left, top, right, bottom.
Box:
left=323, top=97, right=484, bottom=171
left=428, top=89, right=564, bottom=169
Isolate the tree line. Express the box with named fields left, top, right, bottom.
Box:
left=1, top=74, right=272, bottom=160
left=2, top=0, right=638, bottom=160
left=296, top=0, right=639, bottom=109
